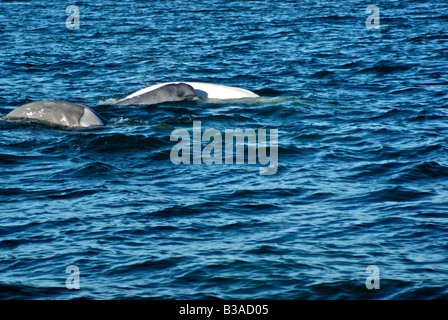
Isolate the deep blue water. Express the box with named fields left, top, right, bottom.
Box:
left=1, top=0, right=448, bottom=300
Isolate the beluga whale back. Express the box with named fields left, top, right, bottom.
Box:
left=116, top=83, right=197, bottom=106
left=116, top=82, right=259, bottom=106
left=4, top=100, right=106, bottom=128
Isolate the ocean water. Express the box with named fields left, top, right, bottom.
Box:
left=0, top=0, right=448, bottom=300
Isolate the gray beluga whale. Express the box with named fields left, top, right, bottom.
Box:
left=4, top=100, right=106, bottom=128
left=116, top=83, right=197, bottom=106
left=116, top=82, right=259, bottom=106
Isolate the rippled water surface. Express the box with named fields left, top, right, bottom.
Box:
left=1, top=0, right=448, bottom=299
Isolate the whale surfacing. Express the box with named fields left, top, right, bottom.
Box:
left=116, top=83, right=197, bottom=106
left=116, top=82, right=259, bottom=106
left=4, top=100, right=106, bottom=128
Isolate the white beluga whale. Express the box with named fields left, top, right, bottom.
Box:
left=4, top=100, right=106, bottom=128
left=116, top=82, right=259, bottom=106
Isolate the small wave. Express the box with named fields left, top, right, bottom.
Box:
left=83, top=133, right=170, bottom=153
left=357, top=60, right=416, bottom=75
left=391, top=161, right=448, bottom=183
left=68, top=161, right=119, bottom=178
left=97, top=98, right=119, bottom=106
left=364, top=186, right=435, bottom=203
left=0, top=282, right=64, bottom=300
left=107, top=257, right=183, bottom=276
